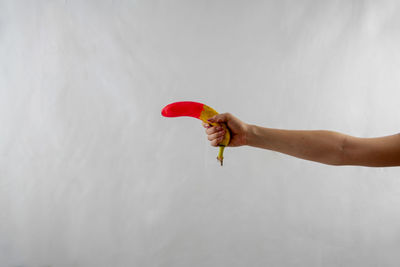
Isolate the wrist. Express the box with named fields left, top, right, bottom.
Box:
left=244, top=123, right=255, bottom=146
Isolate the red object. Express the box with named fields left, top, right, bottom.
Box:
left=161, top=101, right=204, bottom=119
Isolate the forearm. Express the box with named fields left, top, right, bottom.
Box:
left=245, top=124, right=347, bottom=166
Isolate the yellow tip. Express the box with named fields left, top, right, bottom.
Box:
left=217, top=146, right=225, bottom=166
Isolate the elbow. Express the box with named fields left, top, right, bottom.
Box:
left=331, top=135, right=348, bottom=166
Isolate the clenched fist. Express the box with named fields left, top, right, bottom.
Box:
left=202, top=113, right=249, bottom=147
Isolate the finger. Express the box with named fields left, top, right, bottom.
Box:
left=206, top=125, right=223, bottom=135
left=202, top=122, right=211, bottom=128
left=207, top=113, right=230, bottom=123
left=210, top=135, right=225, bottom=147
left=207, top=129, right=226, bottom=141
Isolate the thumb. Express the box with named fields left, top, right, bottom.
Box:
left=207, top=113, right=230, bottom=123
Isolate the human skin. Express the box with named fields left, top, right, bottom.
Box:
left=203, top=113, right=400, bottom=167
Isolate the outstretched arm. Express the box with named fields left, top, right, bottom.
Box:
left=246, top=125, right=346, bottom=166
left=204, top=113, right=400, bottom=167
left=246, top=125, right=400, bottom=167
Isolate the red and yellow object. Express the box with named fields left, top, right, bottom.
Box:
left=161, top=101, right=230, bottom=166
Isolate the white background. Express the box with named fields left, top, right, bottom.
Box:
left=1, top=1, right=400, bottom=266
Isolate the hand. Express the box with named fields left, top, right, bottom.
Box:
left=202, top=113, right=249, bottom=147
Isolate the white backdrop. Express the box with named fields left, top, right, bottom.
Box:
left=1, top=0, right=400, bottom=266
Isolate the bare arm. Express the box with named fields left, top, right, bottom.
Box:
left=246, top=124, right=400, bottom=167
left=204, top=113, right=400, bottom=167
left=339, top=132, right=400, bottom=167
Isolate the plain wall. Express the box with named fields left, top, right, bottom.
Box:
left=1, top=0, right=400, bottom=266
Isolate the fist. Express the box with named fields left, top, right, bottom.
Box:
left=202, top=112, right=249, bottom=147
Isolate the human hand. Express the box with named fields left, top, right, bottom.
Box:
left=202, top=113, right=249, bottom=147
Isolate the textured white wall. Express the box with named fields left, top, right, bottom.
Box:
left=1, top=0, right=400, bottom=266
